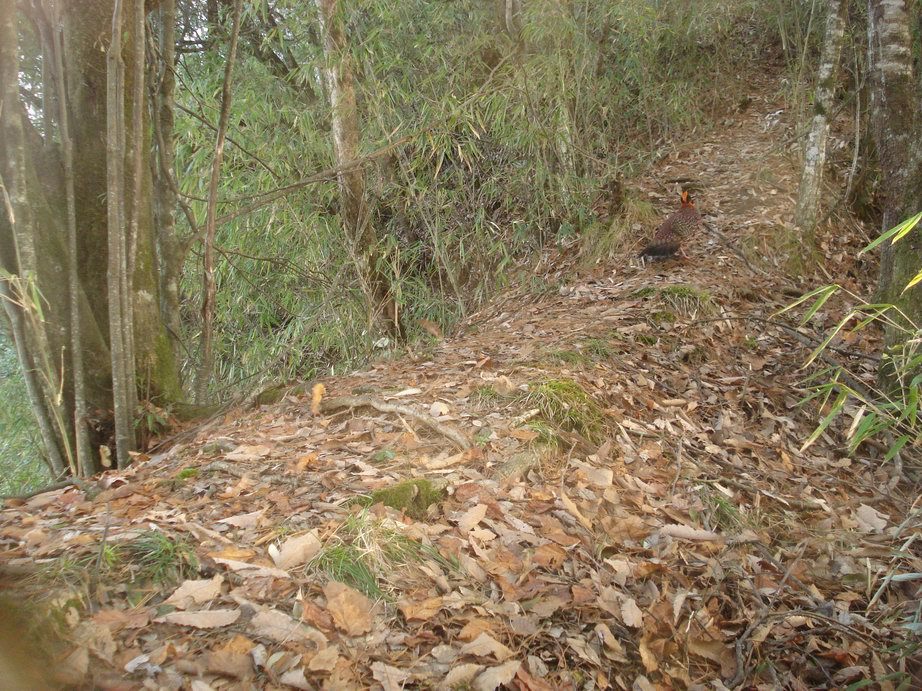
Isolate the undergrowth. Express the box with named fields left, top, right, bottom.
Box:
left=173, top=0, right=803, bottom=397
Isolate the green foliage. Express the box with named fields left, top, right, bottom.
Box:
left=0, top=337, right=47, bottom=495
left=310, top=510, right=439, bottom=598
left=123, top=531, right=198, bottom=585
left=171, top=0, right=791, bottom=396
left=781, top=218, right=922, bottom=464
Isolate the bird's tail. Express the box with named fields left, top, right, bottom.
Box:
left=638, top=243, right=678, bottom=258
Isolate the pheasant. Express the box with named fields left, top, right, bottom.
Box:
left=639, top=190, right=700, bottom=259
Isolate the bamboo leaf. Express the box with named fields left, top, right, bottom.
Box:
left=800, top=391, right=847, bottom=452
left=860, top=211, right=922, bottom=255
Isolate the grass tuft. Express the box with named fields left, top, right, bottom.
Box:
left=521, top=378, right=604, bottom=442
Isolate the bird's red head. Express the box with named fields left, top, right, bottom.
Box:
left=680, top=190, right=695, bottom=207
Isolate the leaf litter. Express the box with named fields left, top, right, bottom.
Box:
left=1, top=75, right=920, bottom=689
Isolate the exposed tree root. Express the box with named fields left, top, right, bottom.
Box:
left=320, top=395, right=471, bottom=450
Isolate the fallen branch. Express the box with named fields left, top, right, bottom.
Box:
left=320, top=395, right=471, bottom=450
left=0, top=478, right=80, bottom=501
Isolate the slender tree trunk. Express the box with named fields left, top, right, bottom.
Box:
left=315, top=0, right=398, bottom=336
left=107, top=0, right=133, bottom=468
left=124, top=0, right=145, bottom=416
left=48, top=1, right=94, bottom=476
left=794, top=0, right=847, bottom=237
left=151, top=0, right=184, bottom=357
left=194, top=0, right=243, bottom=403
left=0, top=1, right=70, bottom=476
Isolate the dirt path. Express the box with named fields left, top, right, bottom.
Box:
left=1, top=80, right=917, bottom=689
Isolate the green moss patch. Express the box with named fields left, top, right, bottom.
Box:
left=356, top=478, right=445, bottom=520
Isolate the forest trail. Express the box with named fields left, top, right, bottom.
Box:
left=1, top=76, right=916, bottom=689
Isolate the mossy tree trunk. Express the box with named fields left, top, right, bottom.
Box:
left=0, top=0, right=183, bottom=476
left=866, top=0, right=922, bottom=381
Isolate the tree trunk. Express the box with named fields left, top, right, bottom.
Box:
left=151, top=0, right=184, bottom=359
left=794, top=0, right=847, bottom=237
left=315, top=0, right=399, bottom=337
left=1, top=0, right=184, bottom=475
left=47, top=0, right=94, bottom=476
left=0, top=1, right=71, bottom=477
left=866, top=0, right=922, bottom=382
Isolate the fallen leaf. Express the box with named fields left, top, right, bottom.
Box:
left=371, top=661, right=410, bottom=691
left=688, top=637, right=737, bottom=678
left=398, top=596, right=443, bottom=621
left=856, top=504, right=888, bottom=532
left=164, top=575, right=224, bottom=610
left=218, top=509, right=264, bottom=529
left=443, top=663, right=483, bottom=686
left=657, top=524, right=723, bottom=542
left=621, top=597, right=644, bottom=628
left=457, top=503, right=488, bottom=532
left=279, top=667, right=311, bottom=690
left=268, top=531, right=321, bottom=569
left=559, top=491, right=593, bottom=531
left=311, top=383, right=326, bottom=415
left=324, top=581, right=374, bottom=635
left=308, top=645, right=340, bottom=672
left=461, top=632, right=514, bottom=661
left=430, top=401, right=450, bottom=417
left=204, top=649, right=253, bottom=679
left=224, top=444, right=272, bottom=461
left=155, top=609, right=240, bottom=629
left=474, top=660, right=521, bottom=691
left=248, top=609, right=327, bottom=646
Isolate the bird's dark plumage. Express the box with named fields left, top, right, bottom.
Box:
left=639, top=191, right=700, bottom=258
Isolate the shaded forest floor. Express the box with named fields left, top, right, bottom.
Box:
left=2, top=76, right=920, bottom=690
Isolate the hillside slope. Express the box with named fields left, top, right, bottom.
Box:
left=1, top=75, right=918, bottom=690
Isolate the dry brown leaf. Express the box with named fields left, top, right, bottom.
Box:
left=155, top=609, right=240, bottom=629
left=311, top=383, right=326, bottom=415
left=224, top=444, right=272, bottom=461
left=637, top=635, right=658, bottom=673
left=371, top=661, right=410, bottom=691
left=687, top=638, right=737, bottom=678
left=268, top=531, right=321, bottom=569
left=657, top=524, right=723, bottom=542
left=855, top=504, right=888, bottom=532
left=249, top=609, right=327, bottom=646
left=164, top=575, right=224, bottom=610
left=204, top=648, right=253, bottom=679
left=461, top=632, right=514, bottom=661
left=324, top=581, right=374, bottom=635
left=567, top=636, right=602, bottom=665
left=218, top=508, right=264, bottom=528
left=621, top=597, right=644, bottom=628
left=474, top=660, right=521, bottom=691
left=398, top=596, right=443, bottom=621
left=443, top=663, right=484, bottom=687
left=307, top=645, right=340, bottom=672
left=279, top=667, right=311, bottom=690
left=211, top=557, right=289, bottom=579
left=457, top=503, right=488, bottom=532
left=559, top=491, right=593, bottom=531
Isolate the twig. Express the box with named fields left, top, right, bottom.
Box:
left=320, top=395, right=471, bottom=450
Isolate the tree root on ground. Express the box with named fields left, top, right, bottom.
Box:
left=320, top=395, right=471, bottom=450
